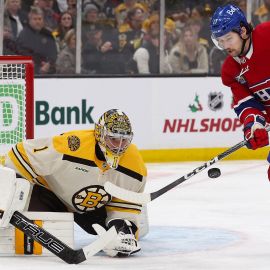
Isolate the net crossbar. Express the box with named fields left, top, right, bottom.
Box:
left=0, top=56, right=34, bottom=164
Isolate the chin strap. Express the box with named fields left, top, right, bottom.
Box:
left=238, top=35, right=251, bottom=57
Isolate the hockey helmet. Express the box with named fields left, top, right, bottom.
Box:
left=210, top=4, right=250, bottom=49
left=95, top=109, right=133, bottom=169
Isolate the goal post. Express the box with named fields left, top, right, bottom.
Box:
left=0, top=56, right=34, bottom=164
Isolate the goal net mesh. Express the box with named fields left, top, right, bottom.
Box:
left=0, top=63, right=27, bottom=164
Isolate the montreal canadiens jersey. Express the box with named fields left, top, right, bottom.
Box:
left=222, top=21, right=270, bottom=123
left=5, top=130, right=147, bottom=227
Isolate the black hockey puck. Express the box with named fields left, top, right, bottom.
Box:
left=208, top=168, right=221, bottom=178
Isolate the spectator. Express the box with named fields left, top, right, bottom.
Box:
left=82, top=22, right=132, bottom=75
left=56, top=29, right=76, bottom=74
left=3, top=24, right=17, bottom=55
left=53, top=11, right=74, bottom=50
left=252, top=0, right=270, bottom=26
left=16, top=6, right=58, bottom=74
left=4, top=0, right=28, bottom=39
left=187, top=18, right=210, bottom=52
left=82, top=3, right=115, bottom=48
left=119, top=7, right=146, bottom=50
left=81, top=27, right=103, bottom=73
left=56, top=0, right=68, bottom=12
left=3, top=0, right=27, bottom=55
left=35, top=0, right=60, bottom=31
left=82, top=3, right=101, bottom=43
left=168, top=26, right=208, bottom=74
left=66, top=0, right=77, bottom=18
left=133, top=15, right=162, bottom=74
left=168, top=6, right=189, bottom=39
left=189, top=5, right=211, bottom=51
left=114, top=0, right=147, bottom=29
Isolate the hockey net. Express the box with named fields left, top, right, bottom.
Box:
left=0, top=56, right=34, bottom=165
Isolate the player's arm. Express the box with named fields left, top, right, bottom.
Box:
left=222, top=62, right=269, bottom=149
left=5, top=137, right=59, bottom=187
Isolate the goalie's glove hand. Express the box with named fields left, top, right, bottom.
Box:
left=104, top=219, right=140, bottom=257
left=243, top=114, right=269, bottom=150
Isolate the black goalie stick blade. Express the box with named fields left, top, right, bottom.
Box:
left=10, top=211, right=117, bottom=264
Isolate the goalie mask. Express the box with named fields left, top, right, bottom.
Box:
left=95, top=109, right=133, bottom=169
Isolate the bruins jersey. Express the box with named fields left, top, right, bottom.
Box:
left=5, top=130, right=147, bottom=227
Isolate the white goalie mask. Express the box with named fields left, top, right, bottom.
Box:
left=95, top=109, right=133, bottom=169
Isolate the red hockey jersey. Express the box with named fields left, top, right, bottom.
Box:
left=222, top=21, right=270, bottom=124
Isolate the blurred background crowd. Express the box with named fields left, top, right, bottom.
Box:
left=1, top=0, right=270, bottom=75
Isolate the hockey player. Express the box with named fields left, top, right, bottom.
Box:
left=210, top=4, right=270, bottom=177
left=4, top=109, right=147, bottom=257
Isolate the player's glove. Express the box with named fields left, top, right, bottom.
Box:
left=243, top=114, right=269, bottom=150
left=104, top=219, right=140, bottom=257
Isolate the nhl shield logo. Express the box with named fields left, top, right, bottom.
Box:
left=208, top=92, right=223, bottom=111
left=68, top=135, right=80, bottom=151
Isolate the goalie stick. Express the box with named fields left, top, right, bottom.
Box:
left=10, top=211, right=117, bottom=264
left=104, top=127, right=270, bottom=204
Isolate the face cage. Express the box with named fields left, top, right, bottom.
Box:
left=101, top=129, right=133, bottom=156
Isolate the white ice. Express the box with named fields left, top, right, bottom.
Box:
left=1, top=160, right=270, bottom=270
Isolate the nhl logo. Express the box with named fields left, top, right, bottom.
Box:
left=208, top=92, right=223, bottom=111
left=68, top=135, right=80, bottom=151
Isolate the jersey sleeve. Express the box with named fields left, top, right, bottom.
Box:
left=222, top=58, right=266, bottom=123
left=5, top=137, right=61, bottom=188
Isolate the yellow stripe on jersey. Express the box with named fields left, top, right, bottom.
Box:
left=35, top=176, right=49, bottom=189
left=107, top=197, right=142, bottom=214
left=111, top=197, right=142, bottom=207
left=106, top=206, right=141, bottom=215
left=8, top=144, right=49, bottom=188
left=8, top=146, right=34, bottom=183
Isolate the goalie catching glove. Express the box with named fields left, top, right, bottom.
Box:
left=93, top=218, right=140, bottom=257
left=243, top=114, right=269, bottom=150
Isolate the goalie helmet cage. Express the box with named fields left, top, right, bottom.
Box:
left=0, top=56, right=34, bottom=164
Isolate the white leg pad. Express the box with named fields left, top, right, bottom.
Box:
left=0, top=167, right=30, bottom=228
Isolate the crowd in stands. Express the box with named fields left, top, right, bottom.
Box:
left=3, top=0, right=270, bottom=75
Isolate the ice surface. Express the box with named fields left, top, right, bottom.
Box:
left=2, top=160, right=270, bottom=270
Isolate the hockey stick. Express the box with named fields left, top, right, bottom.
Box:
left=104, top=129, right=270, bottom=204
left=10, top=211, right=117, bottom=264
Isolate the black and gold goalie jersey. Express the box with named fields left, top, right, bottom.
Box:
left=5, top=130, right=147, bottom=227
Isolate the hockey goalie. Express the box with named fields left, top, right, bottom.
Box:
left=1, top=109, right=148, bottom=257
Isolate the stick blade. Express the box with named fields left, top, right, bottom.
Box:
left=82, top=226, right=117, bottom=258
left=104, top=182, right=151, bottom=204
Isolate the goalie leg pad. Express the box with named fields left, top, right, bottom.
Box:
left=0, top=167, right=30, bottom=228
